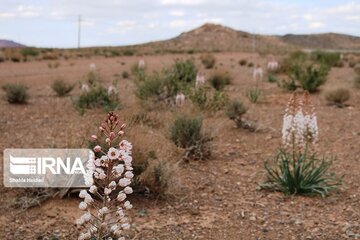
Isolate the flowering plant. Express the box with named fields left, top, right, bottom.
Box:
left=261, top=91, right=341, bottom=196
left=77, top=112, right=134, bottom=240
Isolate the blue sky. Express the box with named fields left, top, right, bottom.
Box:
left=0, top=0, right=359, bottom=48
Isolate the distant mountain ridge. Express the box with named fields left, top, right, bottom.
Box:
left=146, top=23, right=360, bottom=52
left=0, top=40, right=26, bottom=48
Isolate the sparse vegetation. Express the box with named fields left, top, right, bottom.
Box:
left=311, top=51, right=340, bottom=68
left=298, top=65, right=327, bottom=93
left=200, top=53, right=216, bottom=69
left=2, top=84, right=29, bottom=104
left=51, top=78, right=74, bottom=97
left=170, top=116, right=212, bottom=160
left=209, top=70, right=231, bottom=91
left=261, top=149, right=341, bottom=197
left=325, top=88, right=350, bottom=108
left=268, top=74, right=277, bottom=83
left=225, top=100, right=247, bottom=128
left=74, top=86, right=120, bottom=112
left=246, top=88, right=262, bottom=103
left=239, top=59, right=247, bottom=66
left=122, top=71, right=129, bottom=79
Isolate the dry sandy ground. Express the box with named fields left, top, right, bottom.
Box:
left=0, top=53, right=359, bottom=240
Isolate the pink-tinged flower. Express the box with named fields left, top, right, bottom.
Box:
left=122, top=155, right=132, bottom=165
left=117, top=192, right=127, bottom=202
left=104, top=187, right=112, bottom=195
left=81, top=212, right=92, bottom=222
left=107, top=147, right=120, bottom=160
left=90, top=135, right=98, bottom=141
left=79, top=190, right=88, bottom=198
left=75, top=218, right=84, bottom=226
left=110, top=224, right=119, bottom=233
left=99, top=172, right=106, bottom=180
left=89, top=185, right=97, bottom=194
left=109, top=181, right=117, bottom=189
left=79, top=201, right=88, bottom=210
left=119, top=140, right=132, bottom=151
left=124, top=171, right=134, bottom=179
left=124, top=186, right=133, bottom=195
left=109, top=132, right=116, bottom=140
left=84, top=195, right=93, bottom=204
left=93, top=146, right=102, bottom=153
left=116, top=208, right=125, bottom=217
left=100, top=156, right=109, bottom=167
left=98, top=207, right=109, bottom=216
left=118, top=178, right=131, bottom=187
left=99, top=126, right=105, bottom=132
left=124, top=201, right=132, bottom=210
left=105, top=138, right=110, bottom=144
left=114, top=164, right=124, bottom=175
left=118, top=130, right=124, bottom=136
left=121, top=223, right=130, bottom=230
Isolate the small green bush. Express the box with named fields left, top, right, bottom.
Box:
left=261, top=149, right=341, bottom=197
left=200, top=53, right=216, bottom=69
left=170, top=116, right=212, bottom=160
left=268, top=74, right=278, bottom=83
left=311, top=51, right=340, bottom=68
left=298, top=65, right=328, bottom=93
left=325, top=88, right=350, bottom=108
left=131, top=63, right=146, bottom=82
left=209, top=71, right=231, bottom=91
left=74, top=86, right=120, bottom=111
left=190, top=88, right=229, bottom=112
left=277, top=77, right=297, bottom=92
left=123, top=49, right=136, bottom=56
left=51, top=79, right=74, bottom=97
left=21, top=48, right=39, bottom=58
left=2, top=84, right=28, bottom=104
left=239, top=59, right=247, bottom=66
left=169, top=59, right=197, bottom=84
left=225, top=100, right=247, bottom=128
left=136, top=73, right=163, bottom=100
left=246, top=88, right=262, bottom=103
left=122, top=71, right=129, bottom=79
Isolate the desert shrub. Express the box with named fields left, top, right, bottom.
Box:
left=189, top=88, right=208, bottom=109
left=200, top=53, right=216, bottom=69
left=51, top=78, right=74, bottom=97
left=225, top=100, right=247, bottom=128
left=74, top=86, right=120, bottom=111
left=246, top=88, right=262, bottom=103
left=280, top=51, right=307, bottom=74
left=239, top=59, right=247, bottom=66
left=311, top=51, right=340, bottom=68
left=349, top=61, right=356, bottom=68
left=0, top=51, right=5, bottom=62
left=169, top=59, right=197, bottom=84
left=261, top=149, right=341, bottom=197
left=355, top=74, right=360, bottom=88
left=21, top=48, right=39, bottom=58
left=170, top=116, right=212, bottom=160
left=11, top=55, right=21, bottom=62
left=354, top=64, right=360, bottom=75
left=277, top=77, right=297, bottom=92
left=298, top=65, right=327, bottom=92
left=334, top=61, right=344, bottom=68
left=189, top=88, right=229, bottom=112
left=268, top=74, right=277, bottom=83
left=325, top=88, right=350, bottom=107
left=85, top=71, right=102, bottom=87
left=209, top=71, right=231, bottom=91
left=247, top=62, right=254, bottom=67
left=131, top=63, right=146, bottom=81
left=122, top=71, right=129, bottom=79
left=122, top=49, right=136, bottom=56
left=135, top=72, right=162, bottom=100
left=2, top=84, right=29, bottom=104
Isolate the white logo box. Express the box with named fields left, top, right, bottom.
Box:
left=3, top=149, right=91, bottom=188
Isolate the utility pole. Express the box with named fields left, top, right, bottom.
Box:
left=77, top=15, right=81, bottom=48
